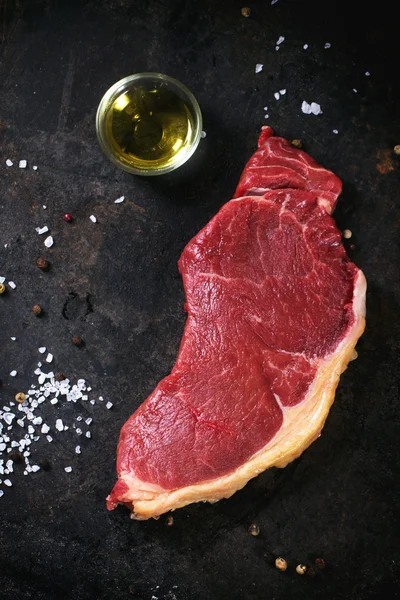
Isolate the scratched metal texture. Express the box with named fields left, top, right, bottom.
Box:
left=0, top=1, right=399, bottom=599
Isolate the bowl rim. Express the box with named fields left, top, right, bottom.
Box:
left=95, top=72, right=203, bottom=176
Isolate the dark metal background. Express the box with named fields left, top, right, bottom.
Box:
left=0, top=1, right=399, bottom=599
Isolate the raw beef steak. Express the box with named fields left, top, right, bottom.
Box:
left=107, top=127, right=366, bottom=519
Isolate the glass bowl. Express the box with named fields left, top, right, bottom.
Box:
left=96, top=73, right=202, bottom=176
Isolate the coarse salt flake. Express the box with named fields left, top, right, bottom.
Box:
left=303, top=44, right=308, bottom=50
left=301, top=101, right=311, bottom=114
left=41, top=423, right=50, bottom=434
left=44, top=236, right=54, bottom=248
left=19, top=160, right=27, bottom=169
left=310, top=102, right=322, bottom=115
left=271, top=0, right=279, bottom=4
left=0, top=276, right=5, bottom=283
left=46, top=435, right=53, bottom=442
left=85, top=431, right=91, bottom=439
left=4, top=479, right=12, bottom=486
left=75, top=446, right=81, bottom=454
left=200, top=131, right=207, bottom=139
left=106, top=402, right=113, bottom=409
left=114, top=196, right=125, bottom=203
left=64, top=466, right=72, bottom=473
left=46, top=353, right=53, bottom=363
left=10, top=370, right=17, bottom=377
left=276, top=36, right=285, bottom=45
left=55, top=419, right=64, bottom=432
left=8, top=281, right=16, bottom=289
left=365, top=71, right=370, bottom=76
left=279, top=89, right=286, bottom=95
left=35, top=226, right=49, bottom=235
left=85, top=418, right=93, bottom=425
left=38, top=347, right=46, bottom=354
left=31, top=465, right=40, bottom=472
left=89, top=215, right=97, bottom=223
left=6, top=159, right=13, bottom=167
left=333, top=129, right=339, bottom=134
left=33, top=166, right=38, bottom=170
left=274, top=92, right=280, bottom=100
left=11, top=337, right=16, bottom=341
left=324, top=42, right=331, bottom=49
left=255, top=63, right=263, bottom=74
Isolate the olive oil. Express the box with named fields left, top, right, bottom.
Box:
left=105, top=87, right=195, bottom=171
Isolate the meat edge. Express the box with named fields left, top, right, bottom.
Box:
left=110, top=270, right=366, bottom=520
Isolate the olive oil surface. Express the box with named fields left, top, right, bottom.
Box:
left=106, top=87, right=195, bottom=170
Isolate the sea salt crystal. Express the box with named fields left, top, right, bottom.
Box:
left=85, top=431, right=91, bottom=439
left=75, top=446, right=81, bottom=454
left=64, top=466, right=72, bottom=473
left=35, top=226, right=49, bottom=235
left=279, top=89, right=286, bottom=95
left=33, top=166, right=38, bottom=171
left=89, top=215, right=97, bottom=223
left=0, top=443, right=6, bottom=452
left=28, top=426, right=35, bottom=434
left=31, top=465, right=40, bottom=472
left=10, top=370, right=17, bottom=377
left=106, top=402, right=113, bottom=409
left=310, top=102, right=322, bottom=115
left=271, top=0, right=279, bottom=4
left=0, top=490, right=4, bottom=497
left=324, top=42, right=331, bottom=49
left=365, top=71, right=370, bottom=76
left=41, top=423, right=50, bottom=434
left=19, top=160, right=27, bottom=169
left=43, top=205, right=47, bottom=209
left=76, top=416, right=82, bottom=422
left=32, top=416, right=42, bottom=425
left=55, top=419, right=64, bottom=432
left=353, top=88, right=358, bottom=93
left=200, top=131, right=207, bottom=139
left=90, top=400, right=96, bottom=405
left=39, top=347, right=46, bottom=354
left=11, top=337, right=16, bottom=341
left=76, top=428, right=82, bottom=435
left=303, top=44, right=308, bottom=50
left=114, top=196, right=125, bottom=203
left=276, top=36, right=285, bottom=45
left=274, top=92, right=280, bottom=100
left=333, top=129, right=339, bottom=134
left=85, top=418, right=93, bottom=426
left=46, top=353, right=53, bottom=363
left=255, top=63, right=263, bottom=74
left=4, top=479, right=12, bottom=486
left=8, top=281, right=16, bottom=289
left=301, top=101, right=312, bottom=114
left=46, top=435, right=53, bottom=442
left=6, top=159, right=13, bottom=167
left=44, top=236, right=54, bottom=248
left=3, top=413, right=15, bottom=425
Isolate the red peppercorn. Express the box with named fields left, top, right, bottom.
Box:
left=63, top=213, right=73, bottom=222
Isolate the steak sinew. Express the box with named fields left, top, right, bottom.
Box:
left=107, top=127, right=366, bottom=519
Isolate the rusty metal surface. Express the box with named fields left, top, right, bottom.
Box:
left=0, top=1, right=399, bottom=599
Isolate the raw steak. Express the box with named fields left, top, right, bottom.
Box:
left=107, top=127, right=366, bottom=520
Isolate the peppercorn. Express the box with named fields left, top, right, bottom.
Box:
left=166, top=515, right=174, bottom=526
left=9, top=449, right=23, bottom=464
left=64, top=213, right=73, bottom=222
left=36, top=257, right=49, bottom=270
left=241, top=6, right=251, bottom=17
left=275, top=557, right=287, bottom=572
left=0, top=283, right=6, bottom=294
left=394, top=145, right=400, bottom=155
left=248, top=523, right=260, bottom=536
left=292, top=139, right=302, bottom=148
left=15, top=392, right=27, bottom=403
left=306, top=567, right=316, bottom=578
left=32, top=304, right=42, bottom=316
left=315, top=557, right=326, bottom=570
left=296, top=564, right=307, bottom=575
left=72, top=335, right=84, bottom=347
left=55, top=372, right=66, bottom=382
